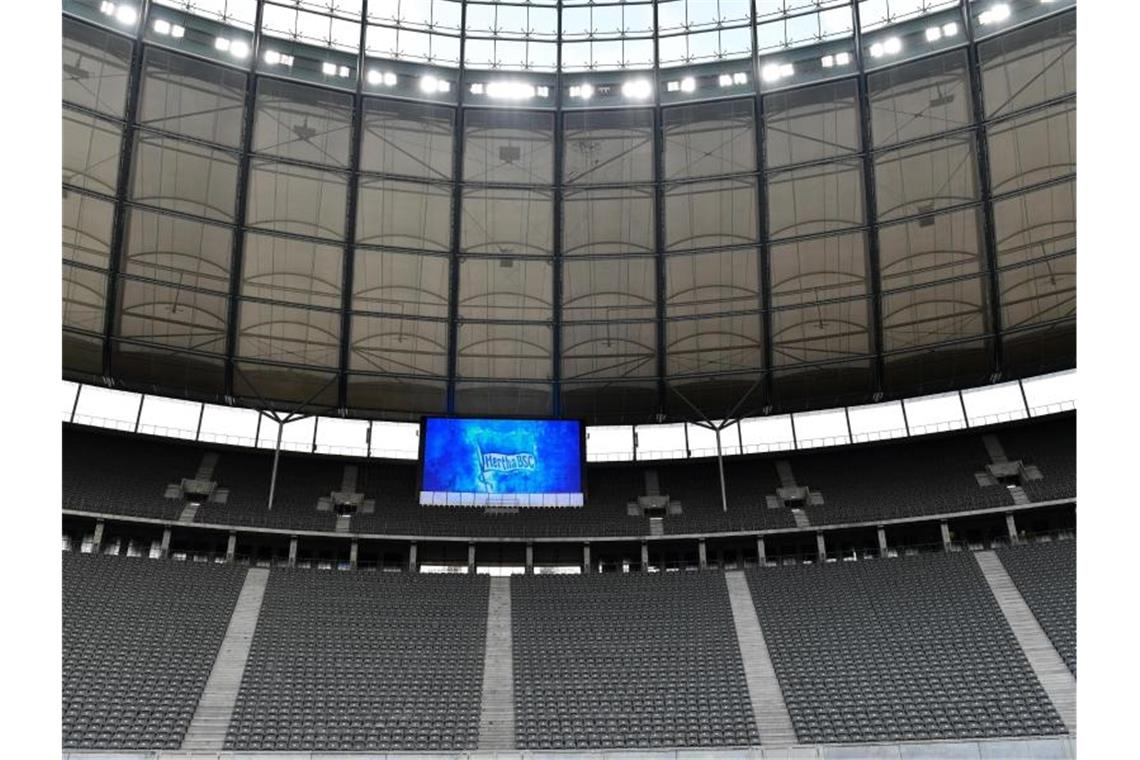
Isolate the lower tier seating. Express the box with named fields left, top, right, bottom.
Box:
left=225, top=569, right=489, bottom=752
left=511, top=571, right=758, bottom=749
left=996, top=539, right=1077, bottom=674
left=745, top=552, right=1066, bottom=743
left=62, top=552, right=247, bottom=749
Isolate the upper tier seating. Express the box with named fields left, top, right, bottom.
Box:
left=511, top=571, right=758, bottom=750
left=226, top=569, right=489, bottom=752
left=63, top=426, right=199, bottom=520
left=744, top=552, right=1066, bottom=743
left=62, top=413, right=1074, bottom=537
left=62, top=552, right=247, bottom=749
left=996, top=416, right=1077, bottom=503
left=198, top=448, right=341, bottom=531
left=996, top=539, right=1077, bottom=675
left=786, top=431, right=1015, bottom=525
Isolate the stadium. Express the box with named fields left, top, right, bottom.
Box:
left=59, top=0, right=1077, bottom=757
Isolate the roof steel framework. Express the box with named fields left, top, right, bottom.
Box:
left=61, top=0, right=1076, bottom=424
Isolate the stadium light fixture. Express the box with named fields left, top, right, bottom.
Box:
left=322, top=62, right=336, bottom=75
left=367, top=70, right=397, bottom=86
left=153, top=18, right=186, bottom=38
left=621, top=79, right=652, bottom=99
left=733, top=72, right=747, bottom=85
left=99, top=1, right=114, bottom=14
left=942, top=22, right=959, bottom=37
left=718, top=73, right=733, bottom=87
left=569, top=83, right=594, bottom=99
left=680, top=77, right=696, bottom=93
left=761, top=63, right=793, bottom=83
left=420, top=75, right=450, bottom=94
left=979, top=3, right=1011, bottom=25
left=870, top=37, right=902, bottom=58
left=115, top=5, right=138, bottom=25
left=925, top=26, right=942, bottom=42
left=264, top=50, right=293, bottom=67
left=486, top=81, right=537, bottom=100
left=822, top=51, right=852, bottom=68
left=230, top=39, right=250, bottom=58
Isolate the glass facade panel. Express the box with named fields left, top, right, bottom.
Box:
left=360, top=98, right=455, bottom=179
left=253, top=77, right=354, bottom=167
left=140, top=48, right=246, bottom=147
left=240, top=232, right=344, bottom=308
left=561, top=258, right=657, bottom=322
left=980, top=13, right=1076, bottom=119
left=353, top=249, right=450, bottom=319
left=458, top=257, right=554, bottom=321
left=131, top=133, right=239, bottom=221
left=63, top=18, right=132, bottom=116
left=349, top=314, right=448, bottom=376
left=356, top=178, right=452, bottom=250
left=764, top=79, right=860, bottom=169
left=767, top=159, right=864, bottom=239
left=463, top=110, right=555, bottom=185
left=461, top=187, right=553, bottom=255
left=246, top=160, right=347, bottom=239
left=63, top=111, right=122, bottom=195
left=562, top=186, right=654, bottom=256
left=986, top=100, right=1075, bottom=195
left=124, top=208, right=233, bottom=293
left=663, top=99, right=755, bottom=180
left=867, top=50, right=970, bottom=147
left=664, top=178, right=758, bottom=251
left=563, top=109, right=654, bottom=185
left=873, top=135, right=978, bottom=222
left=63, top=193, right=115, bottom=269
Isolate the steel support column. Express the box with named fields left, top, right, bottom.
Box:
left=289, top=535, right=298, bottom=566
left=551, top=5, right=565, bottom=416
left=962, top=0, right=1005, bottom=379
left=101, top=0, right=152, bottom=378
left=1006, top=513, right=1019, bottom=543
left=223, top=0, right=267, bottom=398
left=851, top=2, right=886, bottom=395
left=335, top=0, right=371, bottom=410
left=444, top=3, right=469, bottom=414
left=160, top=527, right=171, bottom=559
left=749, top=0, right=775, bottom=408
left=226, top=531, right=237, bottom=562
left=408, top=541, right=417, bottom=573
left=651, top=2, right=668, bottom=419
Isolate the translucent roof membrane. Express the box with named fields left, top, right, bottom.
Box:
left=62, top=1, right=1076, bottom=425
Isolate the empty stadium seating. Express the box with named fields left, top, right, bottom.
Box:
left=997, top=416, right=1077, bottom=504
left=62, top=426, right=198, bottom=520
left=745, top=552, right=1066, bottom=743
left=198, top=447, right=340, bottom=531
left=225, top=570, right=489, bottom=752
left=62, top=414, right=1075, bottom=538
left=512, top=572, right=758, bottom=749
left=997, top=539, right=1077, bottom=675
left=62, top=552, right=247, bottom=749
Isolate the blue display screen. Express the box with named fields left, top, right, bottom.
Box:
left=420, top=418, right=583, bottom=504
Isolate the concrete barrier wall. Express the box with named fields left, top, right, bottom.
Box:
left=62, top=735, right=1076, bottom=760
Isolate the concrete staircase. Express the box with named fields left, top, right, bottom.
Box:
left=723, top=571, right=798, bottom=746
left=790, top=508, right=810, bottom=528
left=648, top=517, right=664, bottom=537
left=335, top=514, right=351, bottom=533
left=983, top=434, right=1009, bottom=464
left=195, top=451, right=220, bottom=481
left=178, top=503, right=198, bottom=523
left=1008, top=485, right=1032, bottom=505
left=477, top=577, right=516, bottom=750
left=973, top=551, right=1076, bottom=734
left=181, top=567, right=270, bottom=751
left=775, top=460, right=797, bottom=489
left=341, top=463, right=358, bottom=493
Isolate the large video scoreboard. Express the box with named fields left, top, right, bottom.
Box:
left=419, top=417, right=584, bottom=507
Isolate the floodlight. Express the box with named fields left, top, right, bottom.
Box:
left=979, top=3, right=1011, bottom=25
left=265, top=50, right=282, bottom=65
left=821, top=55, right=834, bottom=68
left=487, top=81, right=536, bottom=100
left=761, top=63, right=781, bottom=83
left=621, top=79, right=652, bottom=99
left=570, top=83, right=594, bottom=99
left=779, top=63, right=794, bottom=78
left=214, top=36, right=231, bottom=52
left=835, top=52, right=850, bottom=65
left=718, top=73, right=733, bottom=87
left=383, top=72, right=397, bottom=86
left=338, top=66, right=350, bottom=77
left=883, top=37, right=902, bottom=55
left=470, top=82, right=485, bottom=94
left=99, top=1, right=115, bottom=15
left=420, top=75, right=440, bottom=93
left=925, top=26, right=942, bottom=42
left=367, top=69, right=382, bottom=85
left=230, top=40, right=250, bottom=58
left=322, top=62, right=337, bottom=76
left=733, top=72, right=747, bottom=84
left=942, top=22, right=959, bottom=37
left=869, top=42, right=884, bottom=58
left=172, top=25, right=184, bottom=38
left=680, top=77, right=696, bottom=93
left=536, top=85, right=549, bottom=97
left=115, top=5, right=137, bottom=25
left=153, top=19, right=171, bottom=35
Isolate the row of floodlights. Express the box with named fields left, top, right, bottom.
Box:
left=102, top=0, right=1042, bottom=84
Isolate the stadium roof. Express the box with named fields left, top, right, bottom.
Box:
left=62, top=0, right=1075, bottom=423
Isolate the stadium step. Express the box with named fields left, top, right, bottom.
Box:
left=723, top=571, right=798, bottom=746
left=341, top=463, right=358, bottom=493
left=983, top=434, right=1009, bottom=464
left=790, top=508, right=810, bottom=528
left=1009, top=485, right=1032, bottom=505
left=478, top=577, right=516, bottom=751
left=178, top=503, right=198, bottom=523
left=775, top=460, right=797, bottom=489
left=335, top=514, right=351, bottom=533
left=649, top=517, right=664, bottom=537
left=973, top=551, right=1076, bottom=734
left=195, top=451, right=219, bottom=481
left=181, top=567, right=270, bottom=751
left=644, top=469, right=661, bottom=497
